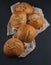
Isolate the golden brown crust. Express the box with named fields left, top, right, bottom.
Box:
left=9, top=11, right=27, bottom=30
left=27, top=13, right=44, bottom=29
left=3, top=38, right=24, bottom=56
left=15, top=2, right=34, bottom=14
left=16, top=24, right=36, bottom=42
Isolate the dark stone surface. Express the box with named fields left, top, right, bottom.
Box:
left=0, top=0, right=51, bottom=65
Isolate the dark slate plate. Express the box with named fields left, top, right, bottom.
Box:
left=0, top=0, right=51, bottom=65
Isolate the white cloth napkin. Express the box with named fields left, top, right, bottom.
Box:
left=7, top=2, right=50, bottom=57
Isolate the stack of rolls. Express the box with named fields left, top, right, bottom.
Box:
left=3, top=2, right=44, bottom=57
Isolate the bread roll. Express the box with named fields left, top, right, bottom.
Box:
left=3, top=38, right=24, bottom=56
left=27, top=13, right=44, bottom=29
left=9, top=11, right=27, bottom=30
left=15, top=2, right=33, bottom=14
left=16, top=24, right=36, bottom=43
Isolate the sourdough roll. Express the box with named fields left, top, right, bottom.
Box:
left=3, top=38, right=24, bottom=56
left=15, top=2, right=33, bottom=14
left=27, top=13, right=44, bottom=29
left=16, top=24, right=36, bottom=43
left=9, top=11, right=27, bottom=30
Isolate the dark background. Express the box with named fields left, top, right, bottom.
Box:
left=0, top=0, right=51, bottom=65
